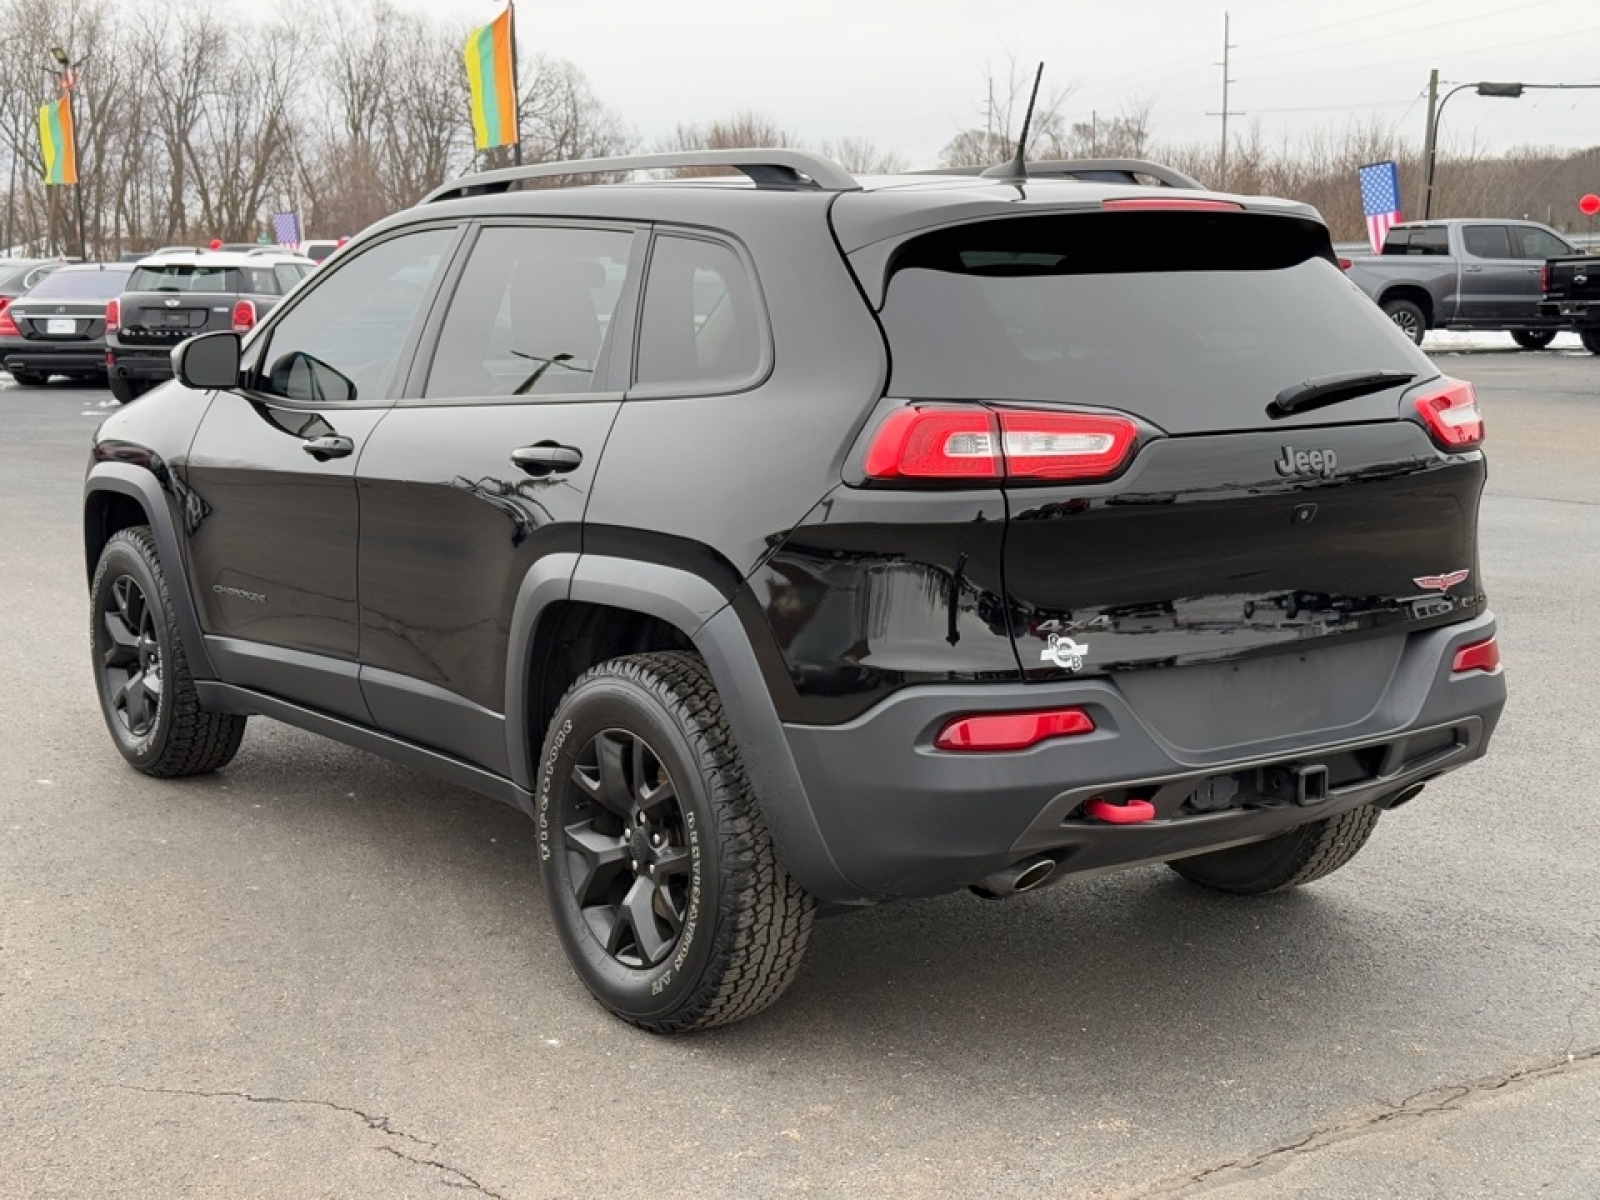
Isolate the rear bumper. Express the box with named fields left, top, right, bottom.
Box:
left=781, top=613, right=1505, bottom=900
left=4, top=346, right=106, bottom=375
left=1538, top=300, right=1600, bottom=326
left=106, top=346, right=175, bottom=382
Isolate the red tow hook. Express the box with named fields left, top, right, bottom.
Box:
left=1085, top=796, right=1157, bottom=824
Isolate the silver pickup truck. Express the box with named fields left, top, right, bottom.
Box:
left=1342, top=218, right=1578, bottom=346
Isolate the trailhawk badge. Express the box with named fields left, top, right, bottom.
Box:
left=1414, top=569, right=1470, bottom=593
left=1041, top=635, right=1089, bottom=672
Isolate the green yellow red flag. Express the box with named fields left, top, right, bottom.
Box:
left=465, top=4, right=519, bottom=151
left=38, top=97, right=77, bottom=186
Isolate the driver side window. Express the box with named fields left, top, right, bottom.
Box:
left=250, top=228, right=454, bottom=403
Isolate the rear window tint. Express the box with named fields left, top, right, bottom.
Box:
left=129, top=264, right=239, bottom=293
left=25, top=268, right=132, bottom=300
left=636, top=236, right=762, bottom=389
left=877, top=211, right=1431, bottom=434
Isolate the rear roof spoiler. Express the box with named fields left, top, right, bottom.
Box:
left=917, top=158, right=1204, bottom=190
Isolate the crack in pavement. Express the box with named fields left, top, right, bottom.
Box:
left=1483, top=490, right=1600, bottom=507
left=1126, top=1041, right=1600, bottom=1197
left=113, top=1084, right=507, bottom=1198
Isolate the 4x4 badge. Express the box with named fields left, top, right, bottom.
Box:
left=1040, top=635, right=1089, bottom=672
left=1414, top=569, right=1470, bottom=592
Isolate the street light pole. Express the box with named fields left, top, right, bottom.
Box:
left=1423, top=78, right=1600, bottom=220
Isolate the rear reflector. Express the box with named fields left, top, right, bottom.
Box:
left=1451, top=636, right=1501, bottom=675
left=864, top=405, right=1140, bottom=483
left=934, top=708, right=1095, bottom=752
left=1414, top=378, right=1483, bottom=449
left=1101, top=197, right=1245, bottom=212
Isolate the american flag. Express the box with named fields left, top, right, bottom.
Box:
left=1358, top=161, right=1403, bottom=254
left=271, top=211, right=301, bottom=249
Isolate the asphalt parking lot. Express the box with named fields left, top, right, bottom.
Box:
left=2, top=348, right=1598, bottom=1199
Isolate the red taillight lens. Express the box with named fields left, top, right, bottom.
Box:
left=934, top=708, right=1096, bottom=752
left=863, top=406, right=1140, bottom=483
left=1101, top=197, right=1244, bottom=212
left=0, top=308, right=18, bottom=337
left=1337, top=258, right=1353, bottom=271
left=1452, top=636, right=1501, bottom=675
left=863, top=407, right=999, bottom=479
left=1540, top=263, right=1550, bottom=294
left=230, top=299, right=257, bottom=334
left=104, top=298, right=120, bottom=333
left=1413, top=379, right=1483, bottom=449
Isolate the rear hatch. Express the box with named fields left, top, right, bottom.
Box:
left=118, top=262, right=241, bottom=347
left=1545, top=254, right=1600, bottom=307
left=861, top=206, right=1486, bottom=740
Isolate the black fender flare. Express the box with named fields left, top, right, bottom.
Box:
left=503, top=553, right=858, bottom=903
left=83, top=461, right=216, bottom=680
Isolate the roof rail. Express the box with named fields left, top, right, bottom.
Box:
left=423, top=148, right=859, bottom=204
left=920, top=158, right=1204, bottom=190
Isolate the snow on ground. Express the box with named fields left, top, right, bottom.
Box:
left=1424, top=330, right=1588, bottom=353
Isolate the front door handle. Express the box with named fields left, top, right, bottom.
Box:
left=1464, top=265, right=1483, bottom=273
left=303, top=435, right=354, bottom=461
left=511, top=442, right=583, bottom=476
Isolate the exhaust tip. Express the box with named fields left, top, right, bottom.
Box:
left=1012, top=858, right=1056, bottom=892
left=1377, top=782, right=1427, bottom=811
left=971, top=856, right=1057, bottom=899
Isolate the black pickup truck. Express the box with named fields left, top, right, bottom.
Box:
left=105, top=248, right=313, bottom=402
left=1539, top=254, right=1600, bottom=353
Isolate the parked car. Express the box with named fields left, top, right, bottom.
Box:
left=1342, top=218, right=1578, bottom=345
left=82, top=150, right=1504, bottom=1033
left=0, top=257, right=66, bottom=320
left=104, top=248, right=313, bottom=403
left=298, top=238, right=344, bottom=265
left=0, top=262, right=132, bottom=386
left=1537, top=251, right=1600, bottom=353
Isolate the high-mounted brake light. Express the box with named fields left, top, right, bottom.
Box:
left=230, top=299, right=257, bottom=334
left=935, top=708, right=1096, bottom=752
left=1413, top=378, right=1483, bottom=449
left=1101, top=197, right=1245, bottom=212
left=863, top=406, right=1140, bottom=483
left=104, top=298, right=120, bottom=334
left=1452, top=636, right=1501, bottom=675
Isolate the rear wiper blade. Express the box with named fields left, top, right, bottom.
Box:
left=1269, top=370, right=1416, bottom=418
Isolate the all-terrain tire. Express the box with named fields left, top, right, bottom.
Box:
left=1510, top=329, right=1557, bottom=350
left=1581, top=328, right=1600, bottom=356
left=108, top=373, right=151, bottom=405
left=90, top=526, right=247, bottom=776
left=1381, top=298, right=1427, bottom=345
left=537, top=651, right=814, bottom=1033
left=1167, top=804, right=1382, bottom=895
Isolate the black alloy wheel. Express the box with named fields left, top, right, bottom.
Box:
left=100, top=574, right=163, bottom=739
left=564, top=727, right=694, bottom=969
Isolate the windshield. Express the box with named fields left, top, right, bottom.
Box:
left=129, top=264, right=240, bottom=294
left=26, top=268, right=132, bottom=300
left=877, top=211, right=1432, bottom=435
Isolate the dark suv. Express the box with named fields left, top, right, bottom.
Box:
left=82, top=150, right=1505, bottom=1033
left=104, top=248, right=312, bottom=403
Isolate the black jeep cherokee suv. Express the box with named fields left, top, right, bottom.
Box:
left=83, top=150, right=1506, bottom=1032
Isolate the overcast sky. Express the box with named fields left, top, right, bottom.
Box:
left=310, top=0, right=1600, bottom=167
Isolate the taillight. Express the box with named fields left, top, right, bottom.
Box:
left=1413, top=379, right=1483, bottom=449
left=1337, top=258, right=1353, bottom=271
left=0, top=308, right=18, bottom=337
left=934, top=707, right=1096, bottom=752
left=1540, top=263, right=1550, bottom=294
left=863, top=406, right=1140, bottom=483
left=104, top=298, right=119, bottom=333
left=231, top=299, right=257, bottom=334
left=1452, top=636, right=1501, bottom=675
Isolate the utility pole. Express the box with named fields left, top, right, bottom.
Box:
left=508, top=0, right=523, bottom=168
left=1091, top=110, right=1099, bottom=156
left=1207, top=13, right=1244, bottom=188
left=1421, top=67, right=1439, bottom=219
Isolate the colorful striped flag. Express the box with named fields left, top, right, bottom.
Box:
left=465, top=4, right=519, bottom=151
left=38, top=97, right=77, bottom=186
left=1358, top=160, right=1403, bottom=254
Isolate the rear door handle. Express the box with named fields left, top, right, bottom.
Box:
left=1464, top=265, right=1483, bottom=273
left=511, top=442, right=583, bottom=476
left=302, top=435, right=354, bottom=461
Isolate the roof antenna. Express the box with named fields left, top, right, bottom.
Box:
left=983, top=63, right=1045, bottom=181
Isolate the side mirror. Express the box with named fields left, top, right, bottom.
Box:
left=172, top=331, right=241, bottom=390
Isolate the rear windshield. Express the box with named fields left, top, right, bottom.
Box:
left=129, top=264, right=266, bottom=294
left=878, top=212, right=1432, bottom=433
left=26, top=268, right=132, bottom=300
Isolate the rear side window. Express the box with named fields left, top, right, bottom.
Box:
left=635, top=235, right=762, bottom=389
left=1514, top=226, right=1573, bottom=260
left=425, top=225, right=631, bottom=399
left=1463, top=226, right=1512, bottom=258
left=877, top=211, right=1431, bottom=435
left=273, top=265, right=306, bottom=294
left=24, top=268, right=132, bottom=300
left=1408, top=227, right=1449, bottom=255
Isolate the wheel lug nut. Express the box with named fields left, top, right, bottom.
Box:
left=651, top=833, right=663, bottom=847
left=630, top=859, right=639, bottom=872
